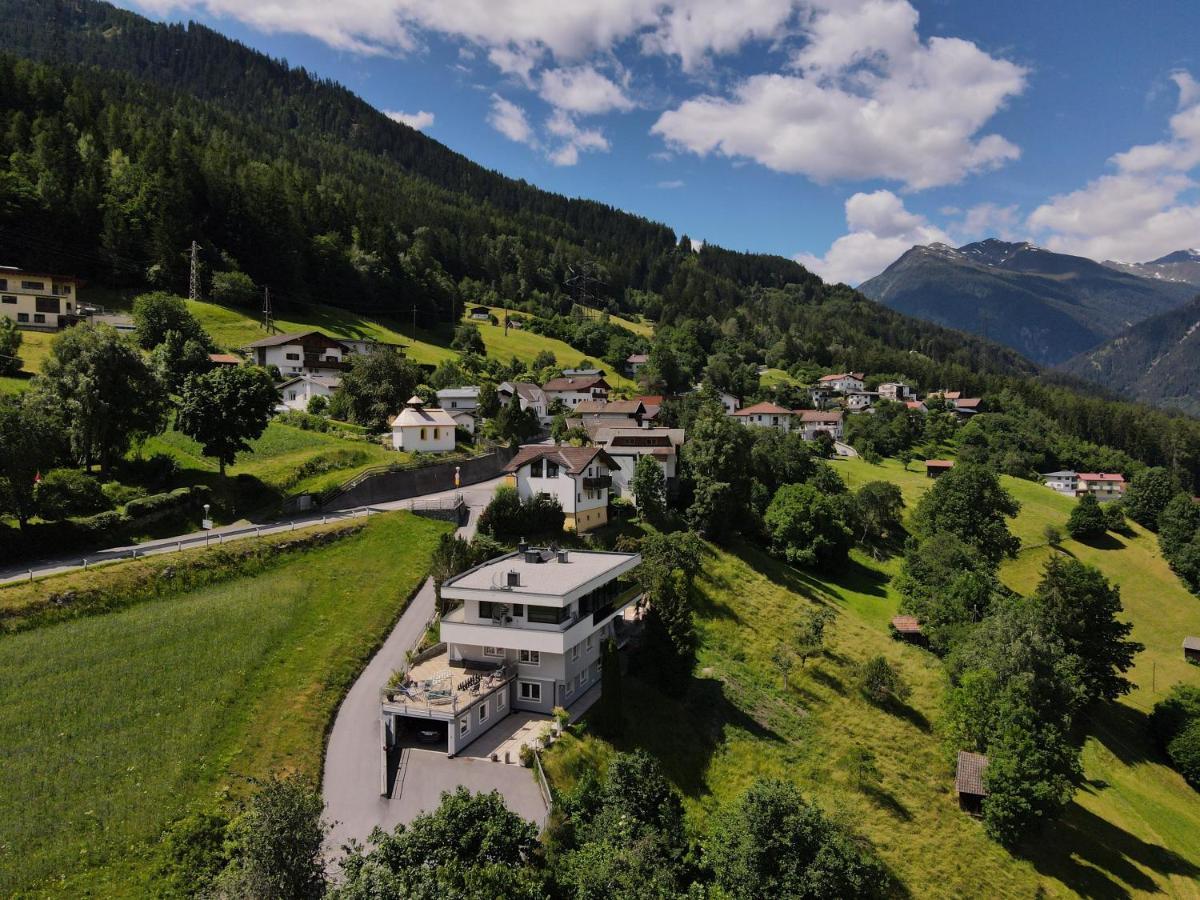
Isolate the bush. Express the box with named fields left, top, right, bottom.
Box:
left=1066, top=493, right=1107, bottom=539
left=477, top=485, right=565, bottom=539
left=210, top=270, right=258, bottom=307
left=1149, top=684, right=1200, bottom=749
left=1167, top=720, right=1200, bottom=788
left=306, top=394, right=329, bottom=416
left=857, top=655, right=910, bottom=705
left=36, top=469, right=112, bottom=520
left=102, top=481, right=147, bottom=507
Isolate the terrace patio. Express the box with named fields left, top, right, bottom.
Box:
left=381, top=651, right=514, bottom=720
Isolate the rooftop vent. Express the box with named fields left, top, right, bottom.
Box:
left=557, top=550, right=569, bottom=564
left=525, top=550, right=541, bottom=564
left=507, top=570, right=520, bottom=587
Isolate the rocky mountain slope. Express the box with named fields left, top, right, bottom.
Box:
left=1103, top=249, right=1200, bottom=287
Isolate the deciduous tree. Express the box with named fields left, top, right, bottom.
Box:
left=176, top=365, right=278, bottom=475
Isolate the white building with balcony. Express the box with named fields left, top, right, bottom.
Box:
left=504, top=444, right=616, bottom=533
left=243, top=330, right=350, bottom=377
left=0, top=267, right=81, bottom=330
left=380, top=547, right=641, bottom=758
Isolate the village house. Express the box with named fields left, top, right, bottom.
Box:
left=337, top=337, right=401, bottom=356
left=498, top=381, right=550, bottom=426
left=543, top=374, right=610, bottom=408
left=0, top=266, right=82, bottom=331
left=1041, top=470, right=1080, bottom=494
left=626, top=353, right=648, bottom=377
left=390, top=396, right=457, bottom=453
left=208, top=353, right=240, bottom=368
left=955, top=751, right=989, bottom=815
left=562, top=367, right=607, bottom=378
left=505, top=444, right=616, bottom=533
left=573, top=399, right=646, bottom=428
left=845, top=391, right=877, bottom=412
left=436, top=387, right=481, bottom=434
left=878, top=382, right=914, bottom=402
left=1183, top=636, right=1200, bottom=664
left=798, top=409, right=844, bottom=441
left=278, top=374, right=340, bottom=412
left=690, top=383, right=741, bottom=415
left=634, top=395, right=665, bottom=423
left=469, top=305, right=491, bottom=321
left=905, top=400, right=929, bottom=414
left=730, top=401, right=797, bottom=432
left=817, top=372, right=866, bottom=394
left=1076, top=472, right=1126, bottom=501
left=243, top=330, right=349, bottom=377
left=951, top=397, right=983, bottom=418
left=593, top=426, right=685, bottom=501
left=381, top=546, right=642, bottom=758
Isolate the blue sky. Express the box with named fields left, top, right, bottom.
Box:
left=120, top=0, right=1200, bottom=284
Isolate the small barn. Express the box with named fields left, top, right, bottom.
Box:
left=955, top=751, right=989, bottom=815
left=891, top=615, right=924, bottom=643
left=925, top=459, right=954, bottom=479
left=1185, top=636, right=1200, bottom=664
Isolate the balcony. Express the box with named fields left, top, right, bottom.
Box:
left=381, top=649, right=514, bottom=719
left=591, top=584, right=643, bottom=626
left=303, top=354, right=348, bottom=370
left=582, top=475, right=612, bottom=490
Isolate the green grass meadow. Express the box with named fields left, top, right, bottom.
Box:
left=0, top=511, right=450, bottom=896
left=546, top=457, right=1200, bottom=898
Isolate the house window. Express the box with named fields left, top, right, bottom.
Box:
left=0, top=278, right=6, bottom=290
left=287, top=391, right=297, bottom=401
left=519, top=649, right=540, bottom=666
left=53, top=283, right=71, bottom=296
left=530, top=458, right=543, bottom=477
left=546, top=462, right=559, bottom=478
left=420, top=428, right=427, bottom=440
left=483, top=646, right=504, bottom=658
left=586, top=635, right=593, bottom=652
left=17, top=313, right=28, bottom=322
left=571, top=644, right=580, bottom=661
left=527, top=605, right=568, bottom=625
left=432, top=428, right=438, bottom=440
left=285, top=352, right=300, bottom=360
left=564, top=679, right=574, bottom=697
left=497, top=691, right=507, bottom=711
left=479, top=601, right=505, bottom=619
left=20, top=280, right=44, bottom=291
left=511, top=604, right=524, bottom=617
left=33, top=314, right=44, bottom=324
left=519, top=681, right=541, bottom=702
left=1, top=295, right=15, bottom=304
left=459, top=718, right=469, bottom=736
left=477, top=701, right=489, bottom=724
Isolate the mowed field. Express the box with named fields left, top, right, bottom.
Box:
left=0, top=512, right=450, bottom=896
left=546, top=457, right=1200, bottom=898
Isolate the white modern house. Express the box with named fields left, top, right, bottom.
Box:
left=878, top=382, right=914, bottom=402
left=730, top=401, right=797, bottom=432
left=381, top=547, right=642, bottom=759
left=817, top=372, right=866, bottom=394
left=505, top=444, right=615, bottom=533
left=689, top=383, right=741, bottom=415
left=593, top=427, right=684, bottom=501
left=798, top=409, right=844, bottom=441
left=542, top=375, right=610, bottom=408
left=277, top=374, right=340, bottom=412
left=846, top=391, right=877, bottom=412
left=0, top=266, right=81, bottom=330
left=437, top=387, right=481, bottom=434
left=498, top=381, right=550, bottom=425
left=243, top=330, right=350, bottom=377
left=390, top=396, right=458, bottom=453
left=1041, top=470, right=1079, bottom=494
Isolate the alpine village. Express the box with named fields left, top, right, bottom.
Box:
left=2, top=2, right=1200, bottom=899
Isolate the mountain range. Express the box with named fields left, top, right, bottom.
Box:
left=857, top=239, right=1198, bottom=366
left=1103, top=249, right=1200, bottom=287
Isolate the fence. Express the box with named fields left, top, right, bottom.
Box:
left=533, top=748, right=555, bottom=828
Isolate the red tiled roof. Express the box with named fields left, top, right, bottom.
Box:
left=818, top=371, right=864, bottom=383
left=208, top=353, right=240, bottom=364
left=731, top=401, right=794, bottom=416
left=955, top=751, right=989, bottom=796
left=1078, top=473, right=1125, bottom=483
left=955, top=398, right=982, bottom=409
left=891, top=615, right=922, bottom=634
left=926, top=459, right=955, bottom=468
left=626, top=353, right=649, bottom=364
left=575, top=399, right=645, bottom=415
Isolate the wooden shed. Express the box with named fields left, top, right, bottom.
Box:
left=925, top=459, right=955, bottom=479
left=891, top=615, right=924, bottom=643
left=955, top=751, right=989, bottom=815
left=1185, top=636, right=1200, bottom=664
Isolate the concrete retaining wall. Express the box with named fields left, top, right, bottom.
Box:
left=323, top=446, right=516, bottom=511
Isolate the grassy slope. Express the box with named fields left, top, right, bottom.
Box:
left=0, top=329, right=54, bottom=393
left=545, top=457, right=1200, bottom=899
left=0, top=511, right=450, bottom=896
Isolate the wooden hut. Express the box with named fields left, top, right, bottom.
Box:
left=1185, top=636, right=1200, bottom=664
left=891, top=615, right=924, bottom=643
left=925, top=459, right=954, bottom=479
left=955, top=751, right=989, bottom=815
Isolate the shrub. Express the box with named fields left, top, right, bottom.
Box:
left=857, top=655, right=910, bottom=705
left=1066, top=493, right=1107, bottom=539
left=519, top=744, right=535, bottom=767
left=306, top=395, right=329, bottom=416
left=102, top=481, right=147, bottom=506
left=1149, top=684, right=1200, bottom=749
left=1167, top=720, right=1200, bottom=788
left=477, top=484, right=564, bottom=539
left=36, top=469, right=111, bottom=520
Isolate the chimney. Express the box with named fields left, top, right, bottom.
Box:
left=517, top=538, right=528, bottom=553
left=507, top=570, right=520, bottom=587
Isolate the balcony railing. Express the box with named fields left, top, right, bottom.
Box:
left=591, top=585, right=643, bottom=625
left=583, top=475, right=612, bottom=490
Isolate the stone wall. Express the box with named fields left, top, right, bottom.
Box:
left=321, top=446, right=517, bottom=511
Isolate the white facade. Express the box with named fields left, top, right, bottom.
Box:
left=731, top=403, right=796, bottom=432
left=817, top=373, right=865, bottom=394
left=0, top=268, right=79, bottom=330
left=506, top=445, right=614, bottom=533
left=278, top=374, right=340, bottom=412
left=846, top=392, right=876, bottom=412
left=595, top=428, right=684, bottom=502
left=799, top=411, right=844, bottom=441
left=390, top=397, right=458, bottom=453
left=498, top=381, right=549, bottom=425
left=878, top=382, right=913, bottom=402
left=244, top=331, right=349, bottom=377
left=437, top=386, right=480, bottom=414
left=1041, top=470, right=1079, bottom=494
left=542, top=376, right=610, bottom=409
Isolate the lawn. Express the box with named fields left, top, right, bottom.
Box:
left=0, top=329, right=55, bottom=393
left=0, top=511, right=451, bottom=896
left=545, top=457, right=1200, bottom=898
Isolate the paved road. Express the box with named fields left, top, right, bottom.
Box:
left=0, top=477, right=507, bottom=586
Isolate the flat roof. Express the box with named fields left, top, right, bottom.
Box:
left=442, top=548, right=639, bottom=599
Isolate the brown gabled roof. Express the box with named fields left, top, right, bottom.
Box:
left=891, top=615, right=922, bottom=634
left=626, top=353, right=649, bottom=364
left=926, top=459, right=954, bottom=468
left=955, top=751, right=989, bottom=796
left=732, top=401, right=793, bottom=417
left=575, top=399, right=645, bottom=416
left=243, top=330, right=347, bottom=350
left=543, top=375, right=610, bottom=393
left=818, top=371, right=865, bottom=382
left=799, top=409, right=843, bottom=423
left=504, top=444, right=616, bottom=476
left=955, top=398, right=982, bottom=409
left=208, top=353, right=240, bottom=365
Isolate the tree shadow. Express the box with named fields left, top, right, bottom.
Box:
left=861, top=783, right=913, bottom=821
left=807, top=666, right=847, bottom=696
left=1075, top=532, right=1127, bottom=552
left=1023, top=802, right=1200, bottom=898
left=1086, top=701, right=1155, bottom=768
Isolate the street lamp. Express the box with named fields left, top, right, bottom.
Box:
left=202, top=504, right=213, bottom=546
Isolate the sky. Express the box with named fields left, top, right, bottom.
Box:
left=117, top=0, right=1200, bottom=285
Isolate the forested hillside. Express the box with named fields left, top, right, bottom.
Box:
left=3, top=0, right=1200, bottom=488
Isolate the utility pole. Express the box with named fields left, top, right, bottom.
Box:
left=504, top=299, right=510, bottom=336
left=188, top=240, right=200, bottom=301
left=262, top=285, right=274, bottom=333
left=411, top=305, right=417, bottom=341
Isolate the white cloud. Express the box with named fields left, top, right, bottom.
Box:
left=487, top=94, right=536, bottom=145
left=539, top=65, right=633, bottom=114
left=1028, top=71, right=1200, bottom=262
left=545, top=109, right=610, bottom=166
left=795, top=190, right=951, bottom=285
left=641, top=0, right=798, bottom=72
left=658, top=179, right=686, bottom=188
left=384, top=109, right=434, bottom=130
left=652, top=0, right=1026, bottom=190
left=959, top=202, right=1021, bottom=240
